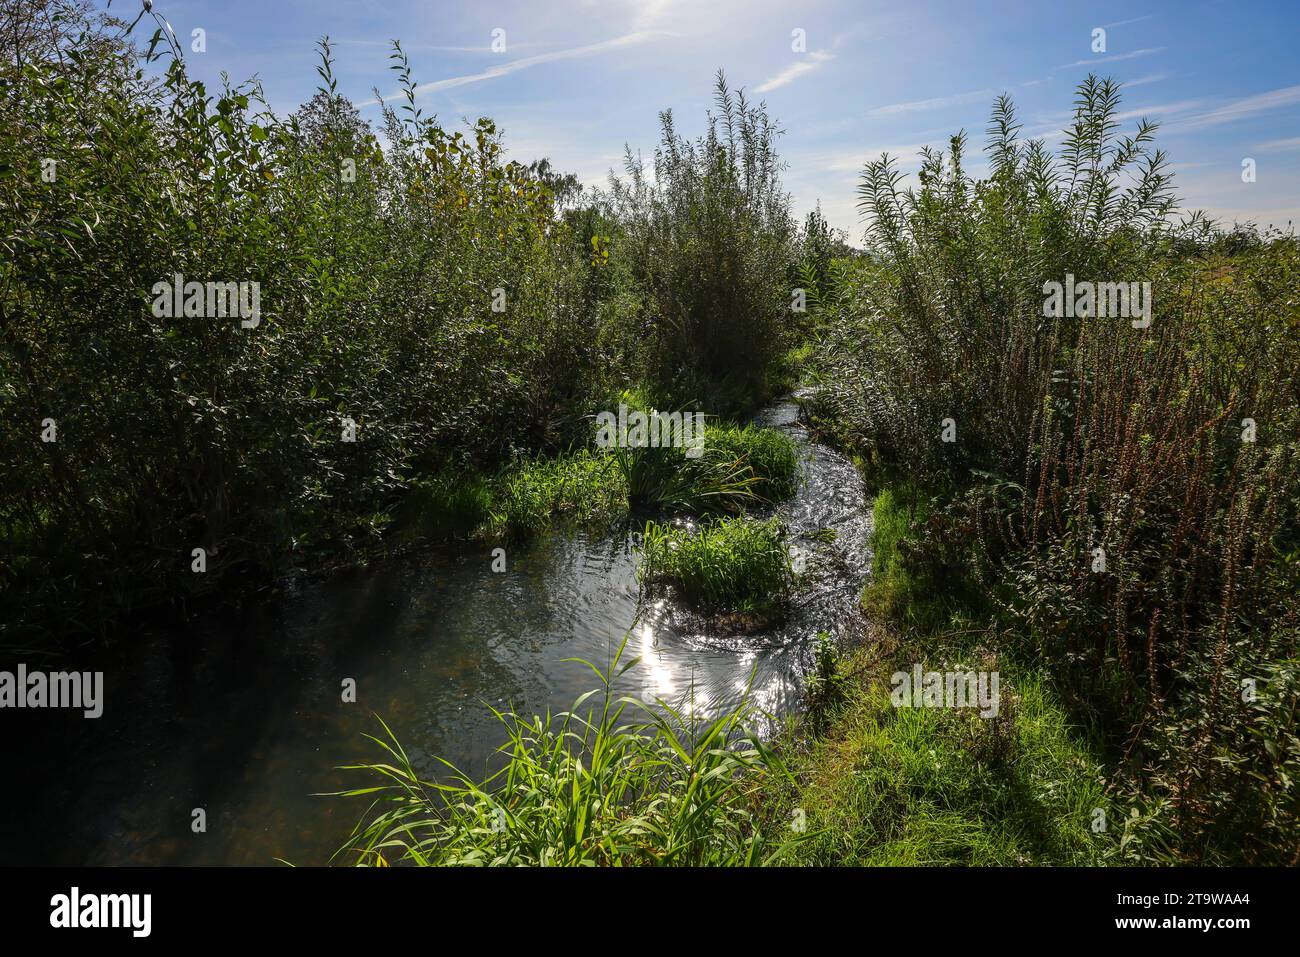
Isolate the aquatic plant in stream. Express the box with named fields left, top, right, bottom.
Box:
left=638, top=516, right=793, bottom=616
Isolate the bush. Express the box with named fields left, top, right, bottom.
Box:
left=608, top=72, right=799, bottom=415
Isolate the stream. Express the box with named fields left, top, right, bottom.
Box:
left=3, top=396, right=871, bottom=865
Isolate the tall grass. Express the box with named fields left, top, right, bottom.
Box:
left=768, top=652, right=1110, bottom=866
left=606, top=403, right=801, bottom=515
left=333, top=638, right=799, bottom=866
left=705, top=424, right=802, bottom=502
left=486, top=450, right=626, bottom=541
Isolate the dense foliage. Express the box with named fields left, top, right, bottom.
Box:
left=806, top=78, right=1300, bottom=863
left=0, top=3, right=805, bottom=641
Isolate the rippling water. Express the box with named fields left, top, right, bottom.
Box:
left=3, top=397, right=871, bottom=865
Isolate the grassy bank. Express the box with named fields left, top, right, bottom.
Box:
left=763, top=485, right=1113, bottom=866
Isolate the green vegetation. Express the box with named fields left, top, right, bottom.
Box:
left=0, top=5, right=813, bottom=643
left=803, top=630, right=847, bottom=733
left=334, top=639, right=798, bottom=866
left=704, top=424, right=802, bottom=502
left=770, top=658, right=1109, bottom=866
left=803, top=78, right=1300, bottom=863
left=638, top=516, right=792, bottom=616
left=767, top=489, right=1111, bottom=865
left=5, top=3, right=1295, bottom=869
left=485, top=451, right=626, bottom=541
left=606, top=400, right=801, bottom=515
left=609, top=74, right=803, bottom=416
left=392, top=423, right=799, bottom=546
left=336, top=76, right=1297, bottom=868
left=610, top=438, right=761, bottom=516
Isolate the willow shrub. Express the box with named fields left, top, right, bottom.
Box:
left=810, top=77, right=1300, bottom=861
left=608, top=72, right=800, bottom=416
left=0, top=6, right=633, bottom=638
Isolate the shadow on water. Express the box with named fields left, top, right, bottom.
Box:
left=1, top=396, right=871, bottom=865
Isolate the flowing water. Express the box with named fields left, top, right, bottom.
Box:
left=4, top=396, right=871, bottom=865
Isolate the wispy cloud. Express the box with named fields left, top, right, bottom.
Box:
left=1169, top=84, right=1300, bottom=133
left=1124, top=72, right=1169, bottom=88
left=1102, top=14, right=1158, bottom=29
left=334, top=38, right=546, bottom=54
left=1058, top=47, right=1164, bottom=68
left=1255, top=136, right=1300, bottom=152
left=1114, top=99, right=1204, bottom=123
left=756, top=50, right=835, bottom=93
left=360, top=31, right=670, bottom=106
left=865, top=88, right=993, bottom=118
left=1017, top=99, right=1201, bottom=143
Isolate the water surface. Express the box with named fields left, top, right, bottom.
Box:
left=3, top=397, right=871, bottom=865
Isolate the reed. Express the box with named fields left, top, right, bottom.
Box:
left=332, top=637, right=800, bottom=866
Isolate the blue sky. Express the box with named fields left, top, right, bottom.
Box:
left=109, top=0, right=1300, bottom=239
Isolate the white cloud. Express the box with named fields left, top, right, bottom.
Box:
left=360, top=31, right=670, bottom=106
left=1169, top=85, right=1300, bottom=133
left=865, top=88, right=993, bottom=118
left=1102, top=14, right=1158, bottom=29
left=756, top=51, right=835, bottom=93
left=1255, top=136, right=1300, bottom=152
left=1058, top=47, right=1165, bottom=69
left=1124, top=72, right=1169, bottom=88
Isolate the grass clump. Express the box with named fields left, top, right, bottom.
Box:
left=804, top=630, right=848, bottom=733
left=392, top=451, right=625, bottom=545
left=486, top=451, right=626, bottom=541
left=612, top=440, right=762, bottom=516
left=334, top=639, right=800, bottom=866
left=606, top=401, right=800, bottom=515
left=704, top=424, right=801, bottom=502
left=600, top=393, right=713, bottom=514
left=638, top=516, right=792, bottom=616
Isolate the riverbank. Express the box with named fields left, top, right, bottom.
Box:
left=758, top=474, right=1113, bottom=865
